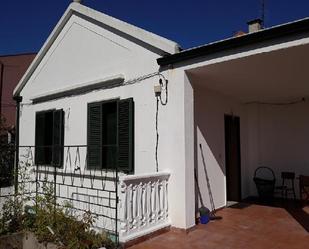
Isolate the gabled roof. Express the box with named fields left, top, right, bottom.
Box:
left=13, top=2, right=180, bottom=97
left=157, top=17, right=309, bottom=66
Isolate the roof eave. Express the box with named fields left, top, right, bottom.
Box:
left=157, top=17, right=309, bottom=66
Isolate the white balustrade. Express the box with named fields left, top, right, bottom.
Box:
left=119, top=172, right=170, bottom=243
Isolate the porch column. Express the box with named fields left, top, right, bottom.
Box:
left=164, top=69, right=195, bottom=229
left=184, top=72, right=195, bottom=228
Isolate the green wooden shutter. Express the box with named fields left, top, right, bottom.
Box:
left=118, top=98, right=134, bottom=173
left=35, top=112, right=46, bottom=165
left=88, top=103, right=102, bottom=169
left=52, top=109, right=64, bottom=167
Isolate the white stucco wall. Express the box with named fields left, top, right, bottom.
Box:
left=184, top=74, right=195, bottom=228
left=18, top=11, right=190, bottom=230
left=246, top=102, right=309, bottom=197
left=193, top=85, right=249, bottom=211
left=192, top=84, right=309, bottom=213
left=21, top=13, right=162, bottom=100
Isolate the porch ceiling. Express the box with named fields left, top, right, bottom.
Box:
left=187, top=43, right=309, bottom=103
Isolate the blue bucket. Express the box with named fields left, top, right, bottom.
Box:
left=200, top=214, right=209, bottom=224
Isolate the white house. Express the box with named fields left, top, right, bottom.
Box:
left=13, top=1, right=309, bottom=245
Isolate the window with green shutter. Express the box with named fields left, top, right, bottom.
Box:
left=35, top=109, right=64, bottom=167
left=87, top=98, right=134, bottom=172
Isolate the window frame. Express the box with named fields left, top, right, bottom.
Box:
left=35, top=108, right=64, bottom=167
left=87, top=97, right=134, bottom=173
left=87, top=98, right=119, bottom=171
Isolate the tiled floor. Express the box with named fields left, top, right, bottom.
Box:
left=128, top=204, right=309, bottom=249
left=243, top=197, right=309, bottom=232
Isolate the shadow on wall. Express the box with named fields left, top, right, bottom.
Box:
left=194, top=126, right=226, bottom=214
left=193, top=83, right=228, bottom=214
left=190, top=78, right=248, bottom=213
left=190, top=77, right=233, bottom=216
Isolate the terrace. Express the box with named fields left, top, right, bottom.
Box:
left=129, top=203, right=309, bottom=249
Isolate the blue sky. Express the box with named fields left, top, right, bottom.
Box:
left=0, top=0, right=308, bottom=55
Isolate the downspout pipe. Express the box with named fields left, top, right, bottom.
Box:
left=13, top=95, right=22, bottom=194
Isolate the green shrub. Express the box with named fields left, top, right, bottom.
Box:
left=0, top=175, right=116, bottom=249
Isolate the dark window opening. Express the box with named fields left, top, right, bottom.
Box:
left=87, top=98, right=134, bottom=172
left=102, top=102, right=117, bottom=169
left=35, top=109, right=64, bottom=167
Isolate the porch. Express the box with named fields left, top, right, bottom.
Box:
left=185, top=39, right=309, bottom=214
left=128, top=203, right=309, bottom=249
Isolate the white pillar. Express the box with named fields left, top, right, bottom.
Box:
left=184, top=72, right=195, bottom=229
left=162, top=69, right=195, bottom=229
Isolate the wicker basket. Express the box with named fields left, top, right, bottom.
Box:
left=253, top=167, right=276, bottom=200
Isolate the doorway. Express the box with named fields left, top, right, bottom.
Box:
left=224, top=114, right=241, bottom=202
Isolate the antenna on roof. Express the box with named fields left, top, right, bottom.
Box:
left=260, top=0, right=266, bottom=27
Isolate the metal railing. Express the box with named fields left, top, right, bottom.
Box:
left=0, top=145, right=119, bottom=243
left=0, top=146, right=172, bottom=244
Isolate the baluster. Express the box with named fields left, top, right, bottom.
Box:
left=160, top=179, right=164, bottom=220
left=160, top=180, right=164, bottom=220
left=154, top=180, right=159, bottom=222
left=158, top=180, right=162, bottom=220
left=132, top=185, right=137, bottom=229
left=147, top=181, right=152, bottom=225
left=120, top=182, right=128, bottom=233
left=141, top=183, right=146, bottom=226
left=128, top=184, right=133, bottom=229
left=151, top=181, right=156, bottom=222
left=143, top=183, right=149, bottom=226
left=165, top=179, right=169, bottom=219
left=159, top=180, right=163, bottom=220
left=162, top=179, right=166, bottom=220
left=137, top=182, right=143, bottom=229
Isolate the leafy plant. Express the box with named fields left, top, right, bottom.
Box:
left=0, top=158, right=31, bottom=235
left=0, top=161, right=116, bottom=249
left=30, top=189, right=115, bottom=249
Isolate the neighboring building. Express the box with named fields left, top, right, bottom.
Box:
left=13, top=1, right=309, bottom=244
left=0, top=53, right=35, bottom=188
left=0, top=53, right=36, bottom=143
